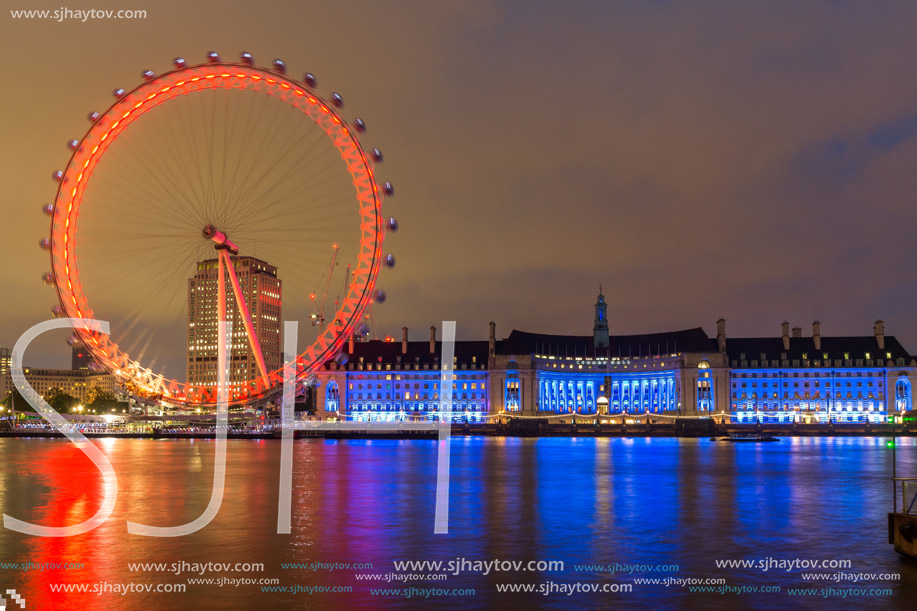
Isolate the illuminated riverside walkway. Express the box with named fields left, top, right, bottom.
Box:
left=2, top=415, right=914, bottom=439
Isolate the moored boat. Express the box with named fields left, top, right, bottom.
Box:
left=726, top=432, right=779, bottom=442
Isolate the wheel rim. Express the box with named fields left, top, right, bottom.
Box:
left=48, top=62, right=385, bottom=406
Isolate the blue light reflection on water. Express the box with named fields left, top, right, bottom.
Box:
left=0, top=436, right=914, bottom=610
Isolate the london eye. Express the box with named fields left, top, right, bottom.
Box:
left=40, top=52, right=396, bottom=407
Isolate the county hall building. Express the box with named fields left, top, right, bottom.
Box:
left=312, top=291, right=916, bottom=424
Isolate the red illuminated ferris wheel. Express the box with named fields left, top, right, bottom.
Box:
left=40, top=52, right=397, bottom=407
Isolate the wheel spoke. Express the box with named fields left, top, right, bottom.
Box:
left=49, top=62, right=385, bottom=407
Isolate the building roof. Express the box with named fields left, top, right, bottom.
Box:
left=321, top=327, right=916, bottom=368
left=499, top=327, right=716, bottom=357
left=327, top=339, right=493, bottom=370
left=725, top=335, right=912, bottom=363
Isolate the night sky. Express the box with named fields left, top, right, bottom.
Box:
left=2, top=0, right=916, bottom=369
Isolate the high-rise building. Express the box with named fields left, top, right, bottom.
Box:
left=72, top=342, right=94, bottom=371
left=0, top=347, right=10, bottom=379
left=186, top=256, right=282, bottom=387
left=0, top=347, right=10, bottom=399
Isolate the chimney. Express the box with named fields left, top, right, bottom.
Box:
left=402, top=326, right=408, bottom=354
left=813, top=321, right=821, bottom=351
left=874, top=320, right=885, bottom=350
left=489, top=321, right=496, bottom=357
left=716, top=318, right=726, bottom=353
left=781, top=321, right=790, bottom=350
left=792, top=326, right=802, bottom=338
left=348, top=333, right=354, bottom=354
left=430, top=325, right=436, bottom=354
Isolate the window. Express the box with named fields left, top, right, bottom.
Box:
left=896, top=378, right=912, bottom=411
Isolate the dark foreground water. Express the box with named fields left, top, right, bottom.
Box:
left=0, top=436, right=914, bottom=610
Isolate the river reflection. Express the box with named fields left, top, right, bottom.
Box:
left=0, top=437, right=914, bottom=610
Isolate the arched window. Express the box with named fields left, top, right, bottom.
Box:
left=504, top=366, right=521, bottom=412
left=697, top=370, right=713, bottom=412
left=326, top=381, right=340, bottom=413
left=896, top=377, right=912, bottom=412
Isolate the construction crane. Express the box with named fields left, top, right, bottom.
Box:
left=364, top=308, right=376, bottom=340
left=363, top=300, right=394, bottom=342
left=331, top=262, right=352, bottom=331
left=319, top=257, right=392, bottom=341
left=309, top=245, right=339, bottom=331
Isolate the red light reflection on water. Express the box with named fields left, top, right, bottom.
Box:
left=12, top=440, right=107, bottom=609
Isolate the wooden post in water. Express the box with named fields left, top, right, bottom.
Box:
left=892, top=422, right=897, bottom=513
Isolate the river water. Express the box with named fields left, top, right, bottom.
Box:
left=0, top=436, right=914, bottom=610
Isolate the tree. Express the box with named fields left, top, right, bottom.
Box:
left=45, top=387, right=79, bottom=412
left=1, top=388, right=34, bottom=412
left=87, top=388, right=119, bottom=412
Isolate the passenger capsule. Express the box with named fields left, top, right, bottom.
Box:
left=371, top=148, right=383, bottom=163
left=67, top=139, right=80, bottom=151
left=387, top=217, right=398, bottom=232
left=302, top=73, right=317, bottom=88
left=113, top=88, right=126, bottom=98
left=384, top=253, right=395, bottom=268
left=42, top=203, right=54, bottom=215
left=50, top=305, right=64, bottom=318
left=141, top=70, right=155, bottom=80
left=374, top=289, right=387, bottom=303
left=174, top=57, right=186, bottom=68
left=240, top=51, right=253, bottom=65
left=353, top=117, right=366, bottom=133
left=207, top=51, right=220, bottom=62
left=383, top=181, right=394, bottom=196
left=42, top=272, right=54, bottom=285
left=39, top=238, right=51, bottom=249
left=331, top=92, right=344, bottom=108
left=51, top=171, right=64, bottom=182
left=88, top=111, right=101, bottom=123
left=66, top=334, right=79, bottom=346
left=88, top=361, right=102, bottom=372
left=273, top=59, right=286, bottom=74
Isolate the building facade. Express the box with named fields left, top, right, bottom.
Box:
left=0, top=347, right=10, bottom=382
left=312, top=292, right=917, bottom=423
left=314, top=327, right=491, bottom=422
left=71, top=342, right=94, bottom=371
left=187, top=256, right=282, bottom=388
left=726, top=321, right=914, bottom=423
left=1, top=366, right=116, bottom=404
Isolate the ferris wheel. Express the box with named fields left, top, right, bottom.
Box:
left=40, top=51, right=398, bottom=407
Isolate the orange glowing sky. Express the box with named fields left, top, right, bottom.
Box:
left=2, top=0, right=917, bottom=368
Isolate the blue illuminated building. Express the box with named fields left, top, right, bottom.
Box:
left=315, top=326, right=490, bottom=422
left=726, top=321, right=914, bottom=424
left=313, top=292, right=916, bottom=423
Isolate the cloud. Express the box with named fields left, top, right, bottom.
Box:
left=2, top=0, right=917, bottom=371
